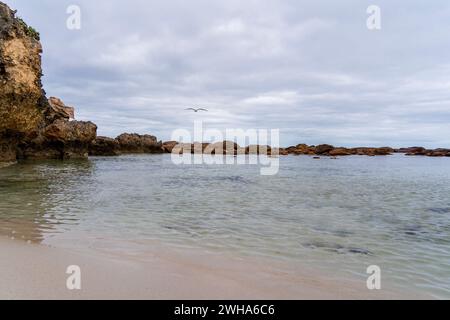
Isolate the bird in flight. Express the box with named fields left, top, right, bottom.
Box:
left=185, top=107, right=208, bottom=112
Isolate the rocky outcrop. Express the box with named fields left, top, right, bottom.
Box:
left=0, top=2, right=47, bottom=162
left=115, top=133, right=163, bottom=154
left=395, top=147, right=426, bottom=155
left=245, top=145, right=272, bottom=155
left=328, top=148, right=352, bottom=156
left=89, top=134, right=167, bottom=156
left=150, top=140, right=450, bottom=158
left=283, top=144, right=394, bottom=157
left=206, top=141, right=239, bottom=155
left=162, top=141, right=179, bottom=153
left=89, top=136, right=121, bottom=156
left=18, top=115, right=97, bottom=160
left=398, top=147, right=450, bottom=157
left=351, top=147, right=393, bottom=156
left=314, top=144, right=334, bottom=155
left=427, top=149, right=450, bottom=157
left=169, top=142, right=211, bottom=155
left=0, top=3, right=97, bottom=162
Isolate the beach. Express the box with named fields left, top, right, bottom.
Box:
left=0, top=236, right=409, bottom=300
left=1, top=0, right=449, bottom=304
left=1, top=155, right=449, bottom=299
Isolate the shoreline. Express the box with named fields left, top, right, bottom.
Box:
left=0, top=236, right=424, bottom=300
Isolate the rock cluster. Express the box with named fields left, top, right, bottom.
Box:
left=283, top=144, right=394, bottom=157
left=162, top=141, right=276, bottom=156
left=396, top=147, right=450, bottom=157
left=89, top=134, right=163, bottom=156
left=86, top=140, right=450, bottom=159
left=154, top=141, right=450, bottom=158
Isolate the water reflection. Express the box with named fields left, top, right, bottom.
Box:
left=0, top=160, right=93, bottom=243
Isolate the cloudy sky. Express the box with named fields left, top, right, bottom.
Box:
left=6, top=0, right=450, bottom=147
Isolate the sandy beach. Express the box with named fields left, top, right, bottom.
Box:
left=0, top=236, right=416, bottom=300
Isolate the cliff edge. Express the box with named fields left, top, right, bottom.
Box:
left=0, top=2, right=97, bottom=162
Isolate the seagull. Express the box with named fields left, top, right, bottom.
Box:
left=185, top=107, right=208, bottom=113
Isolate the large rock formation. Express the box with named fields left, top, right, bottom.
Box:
left=115, top=133, right=163, bottom=154
left=89, top=136, right=121, bottom=156
left=18, top=117, right=97, bottom=160
left=0, top=2, right=97, bottom=162
left=0, top=2, right=47, bottom=161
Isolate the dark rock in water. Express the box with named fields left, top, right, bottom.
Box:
left=374, top=147, right=394, bottom=155
left=0, top=3, right=98, bottom=162
left=351, top=147, right=393, bottom=156
left=0, top=134, right=18, bottom=162
left=397, top=147, right=427, bottom=155
left=193, top=142, right=212, bottom=154
left=89, top=136, right=120, bottom=156
left=302, top=241, right=373, bottom=256
left=289, top=144, right=315, bottom=155
left=332, top=230, right=354, bottom=237
left=19, top=118, right=97, bottom=159
left=329, top=148, right=352, bottom=156
left=314, top=144, right=334, bottom=155
left=402, top=147, right=450, bottom=157
left=427, top=149, right=450, bottom=157
left=429, top=207, right=450, bottom=214
left=162, top=141, right=179, bottom=153
left=245, top=144, right=271, bottom=155
left=282, top=144, right=395, bottom=157
left=116, top=133, right=163, bottom=154
left=277, top=148, right=289, bottom=156
left=347, top=247, right=373, bottom=255
left=206, top=141, right=240, bottom=155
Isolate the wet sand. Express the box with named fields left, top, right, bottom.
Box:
left=0, top=237, right=418, bottom=300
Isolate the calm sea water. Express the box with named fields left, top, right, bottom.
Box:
left=1, top=154, right=450, bottom=298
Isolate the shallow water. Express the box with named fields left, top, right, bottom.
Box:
left=1, top=154, right=450, bottom=298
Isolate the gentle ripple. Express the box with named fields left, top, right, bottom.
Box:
left=1, top=154, right=450, bottom=298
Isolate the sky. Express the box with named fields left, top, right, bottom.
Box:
left=5, top=0, right=450, bottom=147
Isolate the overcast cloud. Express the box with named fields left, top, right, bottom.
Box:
left=6, top=0, right=450, bottom=147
